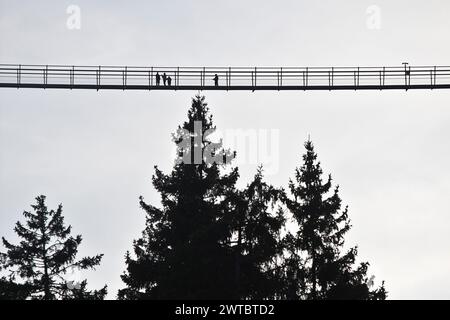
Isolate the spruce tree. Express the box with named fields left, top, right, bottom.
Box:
left=234, top=167, right=285, bottom=299
left=119, top=95, right=239, bottom=299
left=0, top=195, right=107, bottom=300
left=283, top=141, right=386, bottom=300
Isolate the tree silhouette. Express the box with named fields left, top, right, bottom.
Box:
left=119, top=95, right=239, bottom=299
left=0, top=195, right=107, bottom=300
left=118, top=96, right=387, bottom=300
left=283, top=141, right=386, bottom=300
left=233, top=166, right=285, bottom=299
left=0, top=277, right=31, bottom=300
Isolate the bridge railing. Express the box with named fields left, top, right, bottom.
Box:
left=1, top=64, right=450, bottom=89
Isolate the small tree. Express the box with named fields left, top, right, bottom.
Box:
left=0, top=195, right=107, bottom=300
left=284, top=141, right=386, bottom=300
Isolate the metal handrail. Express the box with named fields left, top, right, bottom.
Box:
left=1, top=64, right=450, bottom=90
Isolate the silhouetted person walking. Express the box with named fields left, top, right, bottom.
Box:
left=156, top=72, right=161, bottom=86
left=213, top=74, right=219, bottom=86
left=167, top=76, right=172, bottom=86
left=162, top=73, right=167, bottom=86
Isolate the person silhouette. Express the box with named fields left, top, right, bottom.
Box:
left=213, top=74, right=219, bottom=86
left=162, top=73, right=167, bottom=86
left=155, top=72, right=161, bottom=86
left=167, top=76, right=172, bottom=86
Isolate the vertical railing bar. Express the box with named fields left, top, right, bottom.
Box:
left=43, top=66, right=46, bottom=87
left=328, top=70, right=331, bottom=88
left=203, top=67, right=205, bottom=88
left=225, top=68, right=228, bottom=90
left=125, top=66, right=127, bottom=88
left=306, top=67, right=308, bottom=87
left=280, top=67, right=283, bottom=88
left=403, top=64, right=407, bottom=88
left=408, top=66, right=411, bottom=87
left=358, top=67, right=360, bottom=87
left=434, top=66, right=437, bottom=86
left=17, top=64, right=21, bottom=88
left=97, top=65, right=101, bottom=90
left=332, top=67, right=334, bottom=87
left=225, top=68, right=228, bottom=88
left=148, top=70, right=153, bottom=91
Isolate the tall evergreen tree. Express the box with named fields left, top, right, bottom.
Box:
left=233, top=167, right=285, bottom=299
left=0, top=195, right=107, bottom=300
left=283, top=141, right=386, bottom=300
left=119, top=95, right=239, bottom=299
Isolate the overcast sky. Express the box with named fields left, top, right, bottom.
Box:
left=1, top=0, right=450, bottom=299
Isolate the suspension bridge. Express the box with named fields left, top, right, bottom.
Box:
left=1, top=64, right=450, bottom=91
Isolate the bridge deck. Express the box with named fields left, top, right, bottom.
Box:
left=1, top=64, right=450, bottom=91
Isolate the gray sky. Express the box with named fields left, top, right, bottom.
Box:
left=1, top=0, right=450, bottom=299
